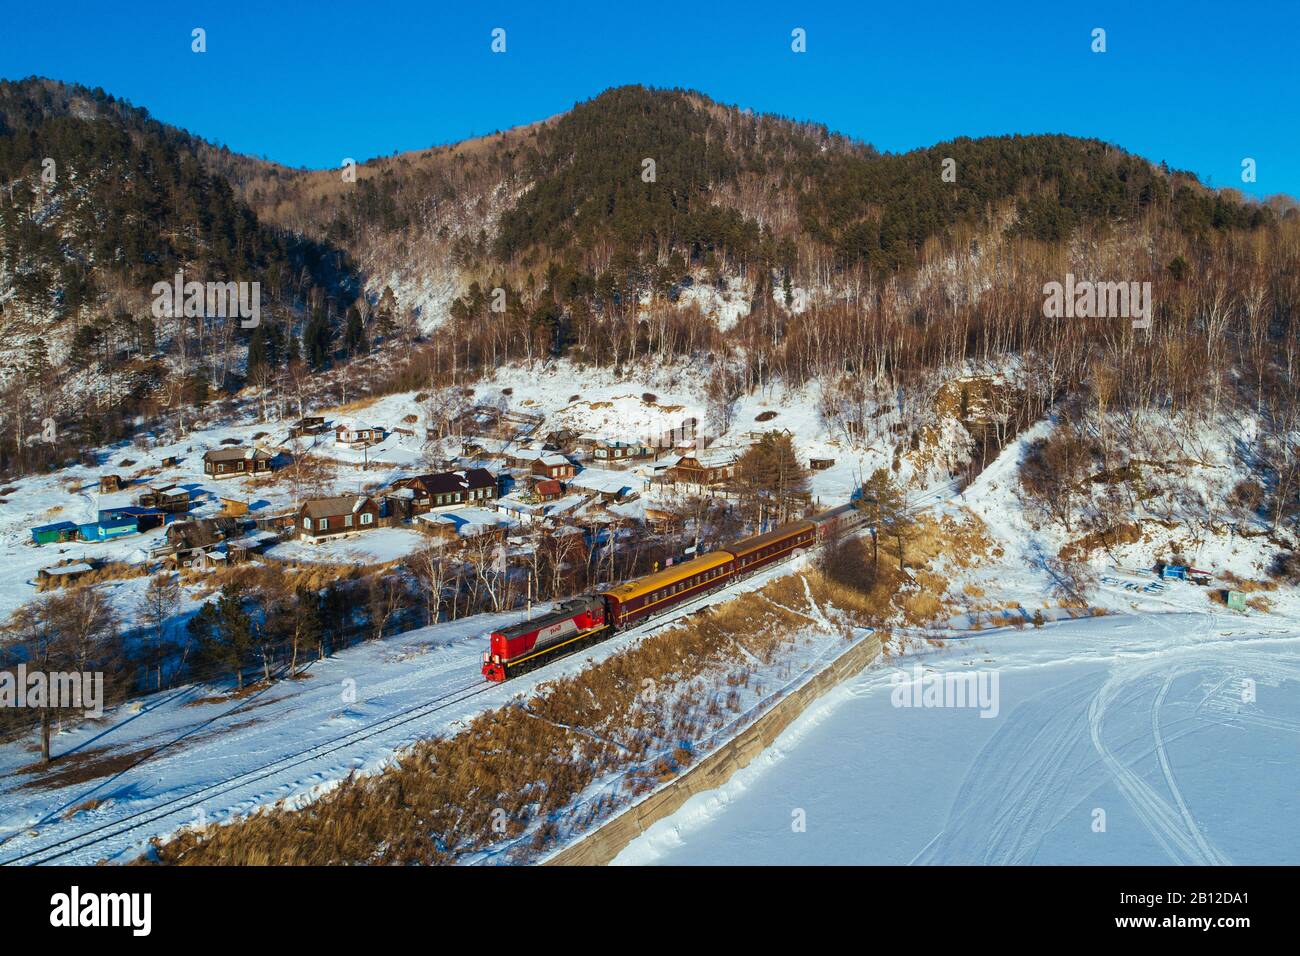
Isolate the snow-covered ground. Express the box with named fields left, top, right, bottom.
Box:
left=614, top=608, right=1300, bottom=865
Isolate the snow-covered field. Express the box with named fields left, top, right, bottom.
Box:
left=614, top=608, right=1300, bottom=865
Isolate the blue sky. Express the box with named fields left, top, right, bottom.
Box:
left=2, top=0, right=1295, bottom=198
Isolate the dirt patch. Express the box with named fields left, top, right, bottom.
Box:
left=16, top=744, right=163, bottom=791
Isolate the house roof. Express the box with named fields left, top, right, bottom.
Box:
left=538, top=454, right=572, bottom=468
left=535, top=479, right=563, bottom=496
left=32, top=521, right=79, bottom=534
left=204, top=446, right=272, bottom=462
left=44, top=562, right=95, bottom=576
left=670, top=450, right=737, bottom=469
left=396, top=468, right=495, bottom=496
left=300, top=495, right=374, bottom=519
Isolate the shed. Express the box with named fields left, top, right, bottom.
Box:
left=31, top=521, right=80, bottom=545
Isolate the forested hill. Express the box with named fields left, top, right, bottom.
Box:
left=0, top=78, right=1290, bottom=479
left=277, top=84, right=1277, bottom=302
left=0, top=76, right=353, bottom=355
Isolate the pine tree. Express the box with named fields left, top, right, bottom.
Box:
left=304, top=307, right=332, bottom=370
left=343, top=305, right=367, bottom=357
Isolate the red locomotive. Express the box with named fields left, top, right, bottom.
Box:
left=481, top=506, right=861, bottom=681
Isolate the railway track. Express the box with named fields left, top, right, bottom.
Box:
left=2, top=678, right=495, bottom=866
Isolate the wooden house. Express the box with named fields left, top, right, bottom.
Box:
left=219, top=496, right=250, bottom=517
left=587, top=438, right=652, bottom=464
left=137, top=484, right=191, bottom=514
left=253, top=509, right=298, bottom=532
left=335, top=421, right=382, bottom=447
left=203, top=446, right=274, bottom=479
left=530, top=453, right=577, bottom=480
left=810, top=457, right=835, bottom=471
left=390, top=468, right=498, bottom=512
left=532, top=478, right=564, bottom=502
left=289, top=415, right=327, bottom=438
left=665, top=450, right=737, bottom=485
left=296, top=495, right=380, bottom=540
left=98, top=474, right=124, bottom=494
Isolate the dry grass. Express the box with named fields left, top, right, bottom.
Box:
left=1220, top=571, right=1278, bottom=594
left=36, top=561, right=148, bottom=592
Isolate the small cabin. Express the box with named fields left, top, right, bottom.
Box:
left=297, top=495, right=380, bottom=540
left=289, top=415, right=327, bottom=438
left=137, top=484, right=191, bottom=514
left=203, top=446, right=274, bottom=479
left=533, top=478, right=564, bottom=502
left=335, top=421, right=382, bottom=447
left=98, top=474, right=124, bottom=494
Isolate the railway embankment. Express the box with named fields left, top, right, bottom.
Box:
left=544, top=625, right=882, bottom=866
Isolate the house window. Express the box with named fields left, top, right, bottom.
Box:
left=303, top=517, right=312, bottom=530
left=361, top=512, right=373, bottom=525
left=345, top=514, right=353, bottom=527
left=320, top=517, right=329, bottom=530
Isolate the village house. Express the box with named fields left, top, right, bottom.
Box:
left=98, top=474, right=124, bottom=494
left=417, top=507, right=516, bottom=550
left=136, top=484, right=191, bottom=514
left=665, top=450, right=737, bottom=486
left=253, top=508, right=298, bottom=532
left=530, top=453, right=577, bottom=480
left=203, top=446, right=275, bottom=479
left=289, top=415, right=327, bottom=438
left=389, top=468, right=498, bottom=513
left=335, top=421, right=383, bottom=447
left=543, top=427, right=579, bottom=451
left=579, top=436, right=652, bottom=465
left=297, top=495, right=380, bottom=540
left=532, top=478, right=565, bottom=502
left=159, top=516, right=241, bottom=567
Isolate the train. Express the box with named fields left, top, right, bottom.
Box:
left=481, top=503, right=863, bottom=682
